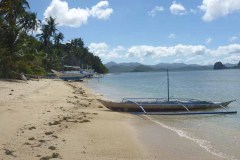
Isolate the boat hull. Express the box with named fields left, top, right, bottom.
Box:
left=51, top=70, right=85, bottom=81
left=98, top=99, right=234, bottom=112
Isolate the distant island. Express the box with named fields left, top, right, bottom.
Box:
left=105, top=61, right=240, bottom=73
left=213, top=61, right=240, bottom=70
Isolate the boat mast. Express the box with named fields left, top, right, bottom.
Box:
left=167, top=69, right=169, bottom=101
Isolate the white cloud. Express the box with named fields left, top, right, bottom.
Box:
left=223, top=55, right=240, bottom=64
left=199, top=0, right=240, bottom=21
left=148, top=5, right=164, bottom=17
left=205, top=37, right=212, bottom=44
left=44, top=0, right=113, bottom=27
left=89, top=43, right=240, bottom=64
left=229, top=36, right=238, bottom=42
left=127, top=44, right=207, bottom=58
left=168, top=33, right=176, bottom=39
left=88, top=43, right=124, bottom=61
left=90, top=1, right=113, bottom=19
left=88, top=42, right=109, bottom=56
left=170, top=1, right=187, bottom=15
left=210, top=44, right=240, bottom=56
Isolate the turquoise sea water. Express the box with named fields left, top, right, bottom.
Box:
left=87, top=70, right=240, bottom=159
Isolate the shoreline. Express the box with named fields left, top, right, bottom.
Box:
left=0, top=79, right=229, bottom=159
left=84, top=79, right=231, bottom=160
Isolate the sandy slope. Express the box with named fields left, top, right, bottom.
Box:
left=0, top=79, right=146, bottom=160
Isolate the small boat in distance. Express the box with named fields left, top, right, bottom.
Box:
left=98, top=70, right=237, bottom=115
left=51, top=69, right=85, bottom=81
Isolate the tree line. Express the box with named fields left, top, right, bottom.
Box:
left=0, top=0, right=108, bottom=78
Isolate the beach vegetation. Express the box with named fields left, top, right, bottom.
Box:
left=0, top=0, right=108, bottom=78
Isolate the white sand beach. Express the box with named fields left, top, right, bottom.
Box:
left=0, top=79, right=146, bottom=160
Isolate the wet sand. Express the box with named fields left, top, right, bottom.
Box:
left=0, top=79, right=222, bottom=159
left=130, top=116, right=222, bottom=160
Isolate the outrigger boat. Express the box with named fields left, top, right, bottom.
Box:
left=51, top=69, right=85, bottom=81
left=98, top=70, right=237, bottom=115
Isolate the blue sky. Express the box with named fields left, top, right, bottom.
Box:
left=28, top=0, right=240, bottom=65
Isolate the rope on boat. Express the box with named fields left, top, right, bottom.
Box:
left=139, top=74, right=167, bottom=98
left=169, top=77, right=237, bottom=109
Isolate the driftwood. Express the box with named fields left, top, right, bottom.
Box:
left=20, top=73, right=28, bottom=81
left=11, top=71, right=45, bottom=81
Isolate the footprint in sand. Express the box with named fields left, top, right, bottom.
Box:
left=28, top=126, right=36, bottom=130
left=48, top=146, right=56, bottom=150
left=38, top=139, right=46, bottom=143
left=80, top=119, right=90, bottom=123
left=48, top=121, right=61, bottom=126
left=51, top=135, right=58, bottom=139
left=45, top=131, right=54, bottom=135
left=28, top=137, right=35, bottom=140
left=4, top=149, right=16, bottom=157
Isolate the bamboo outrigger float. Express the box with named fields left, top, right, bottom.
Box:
left=98, top=70, right=237, bottom=115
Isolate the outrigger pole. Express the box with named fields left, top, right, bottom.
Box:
left=167, top=69, right=170, bottom=101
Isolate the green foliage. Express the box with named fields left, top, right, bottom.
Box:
left=0, top=0, right=39, bottom=78
left=62, top=38, right=108, bottom=73
left=0, top=0, right=107, bottom=78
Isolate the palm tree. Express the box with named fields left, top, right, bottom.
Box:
left=36, top=16, right=61, bottom=71
left=0, top=0, right=40, bottom=78
left=46, top=16, right=57, bottom=36
left=37, top=24, right=51, bottom=47
left=0, top=0, right=30, bottom=25
left=53, top=32, right=64, bottom=46
left=37, top=16, right=57, bottom=48
left=0, top=0, right=31, bottom=78
left=18, top=12, right=39, bottom=33
left=0, top=0, right=29, bottom=47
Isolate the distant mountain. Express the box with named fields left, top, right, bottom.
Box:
left=151, top=63, right=188, bottom=69
left=105, top=61, right=212, bottom=73
left=225, top=63, right=236, bottom=68
left=105, top=61, right=118, bottom=68
left=118, top=62, right=142, bottom=67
